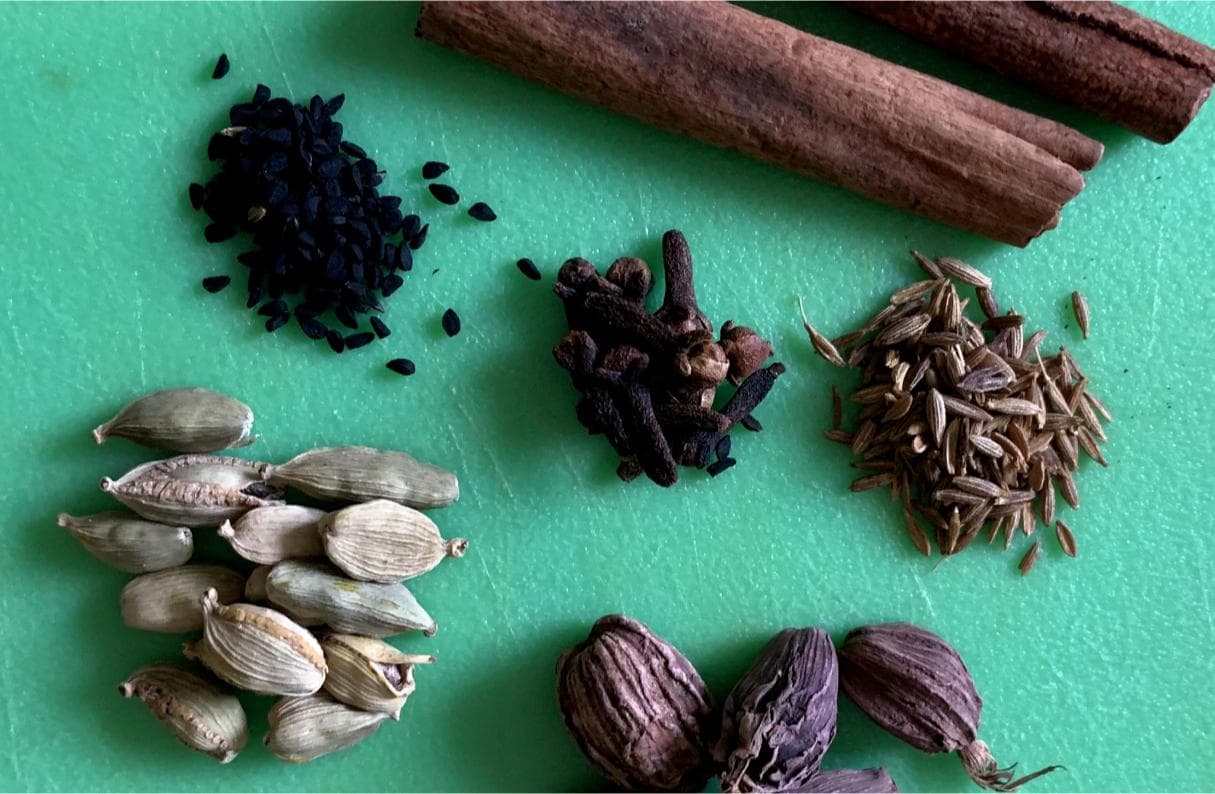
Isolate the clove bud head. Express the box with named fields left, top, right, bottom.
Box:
left=719, top=321, right=774, bottom=385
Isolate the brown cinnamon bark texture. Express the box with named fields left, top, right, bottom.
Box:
left=848, top=1, right=1215, bottom=144
left=416, top=1, right=1104, bottom=247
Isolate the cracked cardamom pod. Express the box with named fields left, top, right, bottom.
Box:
left=101, top=454, right=282, bottom=527
left=264, top=692, right=390, bottom=763
left=804, top=768, right=899, bottom=793
left=93, top=387, right=256, bottom=452
left=264, top=445, right=459, bottom=509
left=119, top=663, right=248, bottom=763
left=557, top=614, right=714, bottom=792
left=321, top=633, right=435, bottom=718
left=185, top=588, right=327, bottom=696
left=266, top=560, right=437, bottom=637
left=319, top=499, right=467, bottom=583
left=58, top=511, right=192, bottom=573
left=839, top=623, right=1059, bottom=792
left=121, top=564, right=245, bottom=633
left=715, top=627, right=838, bottom=793
left=218, top=505, right=326, bottom=564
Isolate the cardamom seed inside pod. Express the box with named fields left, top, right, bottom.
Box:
left=218, top=504, right=326, bottom=565
left=556, top=614, right=714, bottom=792
left=715, top=627, right=839, bottom=793
left=318, top=499, right=467, bottom=583
left=93, top=387, right=256, bottom=452
left=803, top=767, right=899, bottom=793
left=101, top=454, right=282, bottom=527
left=321, top=633, right=435, bottom=718
left=58, top=511, right=192, bottom=573
left=839, top=623, right=1060, bottom=792
left=119, top=663, right=248, bottom=763
left=264, top=692, right=390, bottom=764
left=264, top=445, right=459, bottom=510
left=265, top=560, right=437, bottom=638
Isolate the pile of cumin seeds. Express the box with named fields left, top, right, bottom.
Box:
left=803, top=253, right=1111, bottom=572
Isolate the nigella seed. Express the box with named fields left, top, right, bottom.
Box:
left=441, top=308, right=461, bottom=337
left=344, top=332, right=374, bottom=349
left=468, top=202, right=496, bottom=222
left=335, top=305, right=359, bottom=330
left=298, top=316, right=328, bottom=340
left=339, top=140, right=366, bottom=159
left=386, top=358, right=416, bottom=376
left=252, top=83, right=271, bottom=105
left=428, top=184, right=460, bottom=205
left=401, top=214, right=421, bottom=238
left=326, top=329, right=345, bottom=353
left=421, top=161, right=449, bottom=179
left=324, top=94, right=346, bottom=115
left=369, top=317, right=391, bottom=339
left=211, top=53, right=230, bottom=80
left=201, top=275, right=231, bottom=293
left=516, top=258, right=542, bottom=281
left=408, top=224, right=429, bottom=250
left=204, top=224, right=236, bottom=243
left=715, top=435, right=733, bottom=461
left=381, top=274, right=404, bottom=297
left=258, top=299, right=288, bottom=317
left=265, top=314, right=289, bottom=333
left=706, top=457, right=737, bottom=477
left=188, top=183, right=205, bottom=210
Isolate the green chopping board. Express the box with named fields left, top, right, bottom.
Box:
left=1, top=2, right=1212, bottom=791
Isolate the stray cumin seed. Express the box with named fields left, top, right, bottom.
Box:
left=1055, top=520, right=1077, bottom=557
left=1019, top=540, right=1041, bottom=575
left=1071, top=291, right=1091, bottom=339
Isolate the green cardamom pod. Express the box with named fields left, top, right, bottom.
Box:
left=264, top=692, right=390, bottom=763
left=58, top=511, right=192, bottom=573
left=119, top=663, right=248, bottom=763
left=121, top=565, right=245, bottom=633
left=93, top=387, right=256, bottom=452
left=218, top=505, right=326, bottom=565
left=264, top=445, right=459, bottom=510
left=319, top=499, right=467, bottom=583
left=266, top=560, right=437, bottom=638
left=321, top=633, right=435, bottom=718
left=244, top=564, right=273, bottom=603
left=101, top=454, right=282, bottom=527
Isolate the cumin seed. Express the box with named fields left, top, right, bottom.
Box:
left=1055, top=520, right=1077, bottom=557
left=1018, top=541, right=1041, bottom=575
left=1071, top=291, right=1091, bottom=339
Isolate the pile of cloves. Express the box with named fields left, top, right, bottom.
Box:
left=553, top=230, right=783, bottom=486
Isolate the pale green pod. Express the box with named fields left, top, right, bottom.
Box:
left=265, top=445, right=459, bottom=509
left=119, top=663, right=248, bottom=763
left=218, top=505, right=326, bottom=565
left=321, top=633, right=435, bottom=718
left=93, top=387, right=256, bottom=452
left=101, top=454, right=282, bottom=527
left=319, top=499, right=467, bottom=583
left=58, top=511, right=192, bottom=573
left=244, top=565, right=273, bottom=603
left=184, top=589, right=326, bottom=697
left=265, top=692, right=389, bottom=763
left=266, top=560, right=437, bottom=638
left=121, top=565, right=245, bottom=633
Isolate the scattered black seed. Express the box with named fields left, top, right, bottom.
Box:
left=326, top=329, right=346, bottom=353
left=408, top=224, right=429, bottom=250
left=265, top=314, right=289, bottom=333
left=298, top=316, right=328, bottom=339
left=706, top=457, right=737, bottom=477
left=386, top=358, right=416, bottom=376
left=441, top=308, right=461, bottom=337
left=201, top=275, right=231, bottom=293
left=468, top=202, right=496, bottom=222
left=212, top=53, right=230, bottom=80
left=204, top=223, right=236, bottom=243
left=432, top=268, right=440, bottom=276
left=340, top=140, right=367, bottom=158
left=335, top=305, right=359, bottom=330
left=401, top=214, right=421, bottom=238
left=516, top=257, right=541, bottom=281
left=345, top=332, right=374, bottom=349
left=252, top=83, right=271, bottom=105
left=188, top=183, right=205, bottom=210
left=422, top=161, right=449, bottom=179
left=369, top=316, right=391, bottom=339
left=740, top=415, right=763, bottom=432
left=382, top=274, right=404, bottom=297
left=428, top=184, right=460, bottom=205
left=257, top=299, right=288, bottom=317
left=715, top=435, right=733, bottom=461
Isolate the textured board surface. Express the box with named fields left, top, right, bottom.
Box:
left=0, top=2, right=1212, bottom=791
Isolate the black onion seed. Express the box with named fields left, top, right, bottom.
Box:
left=401, top=214, right=421, bottom=238
left=188, top=183, right=205, bottom=210
left=386, top=358, right=416, bottom=376
left=252, top=83, right=271, bottom=105
left=441, top=308, right=461, bottom=337
left=715, top=435, right=733, bottom=461
left=340, top=140, right=367, bottom=158
left=706, top=457, right=737, bottom=477
left=201, top=275, right=230, bottom=293
left=212, top=53, right=230, bottom=80
left=204, top=224, right=236, bottom=243
left=408, top=224, right=429, bottom=250
left=428, top=184, right=460, bottom=205
left=326, top=329, right=346, bottom=353
left=345, top=332, right=374, bottom=349
left=740, top=415, right=763, bottom=432
left=298, top=316, right=328, bottom=340
left=335, top=305, right=359, bottom=330
left=516, top=257, right=541, bottom=281
left=381, top=274, right=404, bottom=297
left=258, top=299, right=288, bottom=317
left=468, top=202, right=496, bottom=222
left=370, top=317, right=391, bottom=339
left=422, top=161, right=449, bottom=179
left=265, top=314, right=289, bottom=333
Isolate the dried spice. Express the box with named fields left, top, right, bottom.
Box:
left=265, top=560, right=437, bottom=637
left=516, top=257, right=542, bottom=281
left=120, top=663, right=248, bottom=763
left=715, top=628, right=839, bottom=793
left=264, top=444, right=458, bottom=509
left=93, top=388, right=256, bottom=453
left=101, top=454, right=282, bottom=527
left=556, top=615, right=715, bottom=792
left=428, top=183, right=460, bottom=205
left=421, top=161, right=449, bottom=179
left=441, top=308, right=461, bottom=337
left=59, top=511, right=193, bottom=573
left=264, top=692, right=390, bottom=763
left=553, top=230, right=782, bottom=486
left=121, top=565, right=245, bottom=633
left=1071, top=291, right=1091, bottom=339
left=211, top=53, right=230, bottom=80
left=840, top=623, right=1060, bottom=791
left=467, top=201, right=496, bottom=221
left=217, top=505, right=326, bottom=565
left=803, top=254, right=1110, bottom=568
left=386, top=358, right=416, bottom=376
left=318, top=499, right=467, bottom=583
left=803, top=768, right=899, bottom=793
left=321, top=634, right=434, bottom=718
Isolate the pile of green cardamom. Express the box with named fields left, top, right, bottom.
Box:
left=63, top=387, right=465, bottom=764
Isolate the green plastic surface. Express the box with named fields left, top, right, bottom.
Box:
left=1, top=2, right=1213, bottom=791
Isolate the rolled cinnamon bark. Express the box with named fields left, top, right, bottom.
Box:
left=848, top=1, right=1215, bottom=144
left=416, top=1, right=1102, bottom=246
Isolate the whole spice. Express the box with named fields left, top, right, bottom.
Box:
left=804, top=768, right=900, bottom=793
left=102, top=454, right=282, bottom=527
left=58, top=511, right=193, bottom=573
left=266, top=560, right=437, bottom=637
left=839, top=623, right=1059, bottom=791
left=556, top=615, right=715, bottom=792
left=321, top=633, right=435, bottom=718
left=218, top=505, right=327, bottom=565
left=264, top=445, right=459, bottom=510
left=715, top=628, right=839, bottom=793
left=318, top=499, right=467, bottom=583
left=264, top=692, right=390, bottom=764
left=1071, top=291, right=1090, bottom=339
left=121, top=565, right=245, bottom=633
left=119, top=663, right=248, bottom=763
left=185, top=589, right=327, bottom=697
left=92, top=387, right=256, bottom=452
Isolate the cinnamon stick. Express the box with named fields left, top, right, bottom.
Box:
left=848, top=1, right=1215, bottom=144
left=416, top=1, right=1101, bottom=247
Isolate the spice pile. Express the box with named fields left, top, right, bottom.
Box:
left=557, top=615, right=1059, bottom=792
left=801, top=254, right=1110, bottom=571
left=64, top=387, right=465, bottom=763
left=553, top=230, right=783, bottom=486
